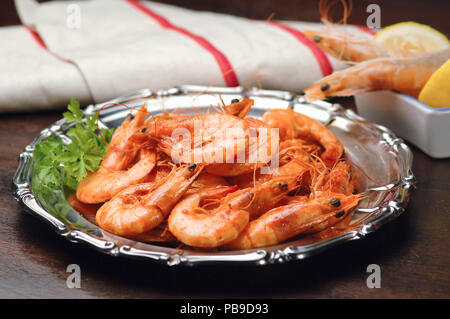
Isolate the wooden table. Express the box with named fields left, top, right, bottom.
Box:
left=1, top=0, right=449, bottom=299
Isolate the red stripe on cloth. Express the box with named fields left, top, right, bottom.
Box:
left=268, top=21, right=333, bottom=77
left=354, top=25, right=377, bottom=36
left=24, top=25, right=48, bottom=49
left=125, top=0, right=240, bottom=87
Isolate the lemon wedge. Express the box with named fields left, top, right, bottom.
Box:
left=418, top=59, right=450, bottom=108
left=375, top=22, right=449, bottom=56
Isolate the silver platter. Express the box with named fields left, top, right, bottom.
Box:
left=13, top=85, right=415, bottom=266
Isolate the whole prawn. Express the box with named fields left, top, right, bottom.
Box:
left=168, top=185, right=250, bottom=248
left=141, top=112, right=250, bottom=165
left=226, top=192, right=361, bottom=250
left=168, top=172, right=306, bottom=248
left=303, top=29, right=386, bottom=63
left=305, top=47, right=450, bottom=100
left=101, top=105, right=149, bottom=170
left=136, top=99, right=277, bottom=176
left=201, top=116, right=278, bottom=176
left=76, top=106, right=155, bottom=204
left=263, top=108, right=344, bottom=166
left=96, top=164, right=201, bottom=237
left=77, top=147, right=156, bottom=204
left=303, top=24, right=438, bottom=62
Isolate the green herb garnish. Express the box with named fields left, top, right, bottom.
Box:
left=33, top=98, right=114, bottom=191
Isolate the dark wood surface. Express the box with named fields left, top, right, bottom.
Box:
left=1, top=0, right=449, bottom=299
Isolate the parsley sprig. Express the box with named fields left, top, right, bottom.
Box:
left=33, top=98, right=114, bottom=191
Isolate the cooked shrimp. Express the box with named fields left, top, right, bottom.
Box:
left=168, top=185, right=247, bottom=248
left=146, top=106, right=252, bottom=138
left=169, top=171, right=309, bottom=248
left=304, top=47, right=450, bottom=100
left=303, top=29, right=386, bottom=63
left=76, top=147, right=156, bottom=204
left=147, top=113, right=250, bottom=164
left=101, top=105, right=149, bottom=171
left=151, top=111, right=277, bottom=176
left=263, top=108, right=343, bottom=166
left=280, top=160, right=357, bottom=231
left=226, top=193, right=361, bottom=249
left=132, top=98, right=278, bottom=176
left=96, top=164, right=201, bottom=236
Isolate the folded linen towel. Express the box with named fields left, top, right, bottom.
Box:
left=1, top=0, right=373, bottom=112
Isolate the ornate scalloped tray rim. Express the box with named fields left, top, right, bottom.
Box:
left=13, top=85, right=415, bottom=266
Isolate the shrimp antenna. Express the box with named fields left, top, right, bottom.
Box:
left=218, top=94, right=227, bottom=111
left=252, top=163, right=259, bottom=187
left=266, top=12, right=275, bottom=22
left=344, top=156, right=384, bottom=188
left=209, top=103, right=224, bottom=114
left=238, top=192, right=256, bottom=210
left=319, top=0, right=353, bottom=25
left=160, top=225, right=169, bottom=238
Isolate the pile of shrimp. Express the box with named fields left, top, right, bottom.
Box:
left=69, top=97, right=363, bottom=250
left=303, top=0, right=450, bottom=100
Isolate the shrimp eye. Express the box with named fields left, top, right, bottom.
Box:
left=188, top=164, right=197, bottom=171
left=141, top=128, right=147, bottom=133
left=279, top=183, right=288, bottom=191
left=126, top=113, right=135, bottom=120
left=287, top=190, right=297, bottom=196
left=231, top=98, right=240, bottom=103
left=321, top=83, right=330, bottom=91
left=335, top=211, right=345, bottom=218
left=313, top=35, right=321, bottom=43
left=331, top=199, right=341, bottom=207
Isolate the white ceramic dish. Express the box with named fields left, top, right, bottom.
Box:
left=355, top=90, right=450, bottom=158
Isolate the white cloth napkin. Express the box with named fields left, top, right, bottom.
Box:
left=0, top=26, right=91, bottom=112
left=2, top=0, right=372, bottom=112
